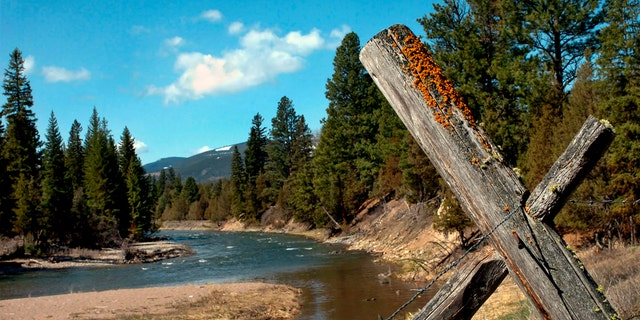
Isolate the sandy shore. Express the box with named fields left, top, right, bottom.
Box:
left=0, top=282, right=300, bottom=320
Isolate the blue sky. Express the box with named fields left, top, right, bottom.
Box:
left=1, top=0, right=433, bottom=165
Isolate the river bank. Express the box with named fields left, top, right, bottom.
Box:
left=0, top=241, right=194, bottom=275
left=0, top=282, right=300, bottom=320
left=3, top=197, right=636, bottom=319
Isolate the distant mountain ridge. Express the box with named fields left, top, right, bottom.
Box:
left=143, top=142, right=247, bottom=183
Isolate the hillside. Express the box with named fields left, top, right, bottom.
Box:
left=144, top=142, right=247, bottom=183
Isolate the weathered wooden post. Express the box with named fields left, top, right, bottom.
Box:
left=360, top=24, right=618, bottom=319
left=413, top=116, right=615, bottom=320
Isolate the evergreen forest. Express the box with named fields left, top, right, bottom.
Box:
left=1, top=49, right=155, bottom=251
left=1, top=0, right=639, bottom=253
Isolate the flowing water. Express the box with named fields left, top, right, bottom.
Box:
left=0, top=230, right=431, bottom=319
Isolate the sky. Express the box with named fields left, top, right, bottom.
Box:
left=1, top=0, right=434, bottom=165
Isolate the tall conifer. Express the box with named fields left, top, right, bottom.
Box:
left=119, top=127, right=154, bottom=239
left=2, top=48, right=41, bottom=236
left=229, top=145, right=246, bottom=217
left=243, top=113, right=268, bottom=219
left=41, top=112, right=72, bottom=243
left=83, top=108, right=126, bottom=245
left=313, top=32, right=382, bottom=225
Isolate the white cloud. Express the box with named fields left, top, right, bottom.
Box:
left=165, top=36, right=184, bottom=48
left=228, top=21, right=245, bottom=35
left=42, top=66, right=91, bottom=83
left=330, top=25, right=351, bottom=39
left=148, top=26, right=329, bottom=104
left=200, top=9, right=222, bottom=23
left=195, top=146, right=212, bottom=154
left=23, top=55, right=35, bottom=75
left=328, top=25, right=351, bottom=47
left=134, top=140, right=149, bottom=153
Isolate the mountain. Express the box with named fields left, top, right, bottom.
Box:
left=143, top=157, right=187, bottom=173
left=143, top=142, right=247, bottom=183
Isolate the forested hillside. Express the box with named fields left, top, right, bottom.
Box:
left=1, top=0, right=638, bottom=254
left=196, top=0, right=639, bottom=244
left=144, top=142, right=248, bottom=183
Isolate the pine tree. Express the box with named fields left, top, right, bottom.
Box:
left=64, top=119, right=88, bottom=245
left=154, top=169, right=169, bottom=215
left=65, top=120, right=84, bottom=193
left=181, top=176, right=200, bottom=204
left=434, top=189, right=475, bottom=247
left=2, top=48, right=41, bottom=236
left=243, top=113, right=268, bottom=220
left=590, top=0, right=640, bottom=239
left=313, top=32, right=383, bottom=226
left=41, top=112, right=72, bottom=244
left=289, top=116, right=313, bottom=172
left=269, top=96, right=299, bottom=175
left=244, top=113, right=268, bottom=183
left=119, top=127, right=154, bottom=239
left=279, top=115, right=315, bottom=222
left=372, top=99, right=407, bottom=198
left=2, top=49, right=41, bottom=178
left=118, top=127, right=136, bottom=182
left=502, top=0, right=602, bottom=95
left=83, top=108, right=126, bottom=245
left=286, top=162, right=320, bottom=225
left=229, top=145, right=246, bottom=217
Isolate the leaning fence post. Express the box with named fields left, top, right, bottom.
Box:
left=360, top=24, right=618, bottom=320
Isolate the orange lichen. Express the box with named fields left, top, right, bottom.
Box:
left=392, top=30, right=477, bottom=131
left=504, top=205, right=510, bottom=211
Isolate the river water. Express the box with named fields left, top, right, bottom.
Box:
left=0, top=230, right=430, bottom=319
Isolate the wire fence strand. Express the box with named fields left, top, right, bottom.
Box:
left=383, top=203, right=522, bottom=320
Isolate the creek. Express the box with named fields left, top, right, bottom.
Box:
left=0, top=230, right=430, bottom=319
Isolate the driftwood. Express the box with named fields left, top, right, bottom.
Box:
left=360, top=24, right=618, bottom=319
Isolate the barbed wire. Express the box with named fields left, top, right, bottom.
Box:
left=568, top=198, right=640, bottom=206
left=383, top=197, right=639, bottom=319
left=383, top=202, right=521, bottom=320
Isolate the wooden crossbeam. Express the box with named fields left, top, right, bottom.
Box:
left=412, top=247, right=507, bottom=320
left=411, top=116, right=614, bottom=319
left=360, top=24, right=619, bottom=320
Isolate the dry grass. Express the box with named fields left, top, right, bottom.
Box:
left=580, top=246, right=640, bottom=319
left=115, top=284, right=301, bottom=320
left=473, top=275, right=530, bottom=320
left=472, top=246, right=640, bottom=320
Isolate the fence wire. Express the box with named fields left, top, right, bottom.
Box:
left=383, top=203, right=522, bottom=320
left=384, top=197, right=640, bottom=319
left=568, top=198, right=640, bottom=206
